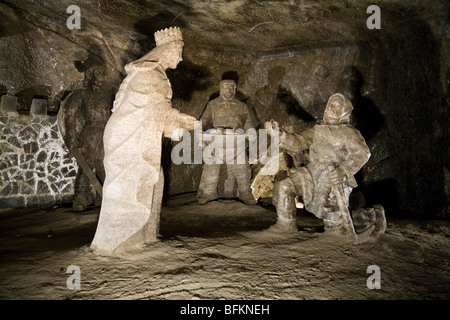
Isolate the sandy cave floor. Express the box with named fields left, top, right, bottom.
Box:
left=0, top=193, right=449, bottom=300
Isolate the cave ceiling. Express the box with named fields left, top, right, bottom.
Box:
left=2, top=0, right=447, bottom=56
left=0, top=0, right=448, bottom=100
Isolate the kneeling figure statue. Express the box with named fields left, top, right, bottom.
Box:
left=265, top=93, right=386, bottom=241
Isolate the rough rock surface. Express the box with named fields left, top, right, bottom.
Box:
left=0, top=194, right=449, bottom=299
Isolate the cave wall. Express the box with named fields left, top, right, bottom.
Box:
left=0, top=4, right=86, bottom=112
left=0, top=1, right=448, bottom=217
left=0, top=1, right=136, bottom=111
left=360, top=29, right=447, bottom=217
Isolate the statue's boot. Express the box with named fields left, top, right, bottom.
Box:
left=266, top=200, right=298, bottom=233
left=323, top=217, right=350, bottom=236
left=239, top=191, right=257, bottom=205
left=370, top=205, right=387, bottom=237
left=198, top=193, right=218, bottom=205
left=240, top=215, right=297, bottom=241
left=72, top=173, right=92, bottom=211
left=267, top=216, right=298, bottom=233
left=72, top=195, right=89, bottom=212
left=230, top=177, right=298, bottom=240
left=352, top=205, right=386, bottom=237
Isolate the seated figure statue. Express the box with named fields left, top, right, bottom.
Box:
left=265, top=93, right=386, bottom=241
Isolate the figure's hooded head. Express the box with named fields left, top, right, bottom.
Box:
left=323, top=93, right=353, bottom=125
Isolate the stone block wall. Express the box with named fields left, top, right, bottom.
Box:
left=0, top=96, right=77, bottom=209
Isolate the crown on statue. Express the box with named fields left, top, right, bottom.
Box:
left=154, top=27, right=183, bottom=46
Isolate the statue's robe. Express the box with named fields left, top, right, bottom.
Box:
left=91, top=61, right=184, bottom=254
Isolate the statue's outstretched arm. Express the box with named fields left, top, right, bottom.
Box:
left=278, top=127, right=315, bottom=153
left=163, top=107, right=196, bottom=139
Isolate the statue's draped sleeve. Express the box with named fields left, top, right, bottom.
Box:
left=339, top=126, right=371, bottom=182
left=103, top=64, right=173, bottom=193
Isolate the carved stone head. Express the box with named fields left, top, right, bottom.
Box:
left=154, top=27, right=184, bottom=70
left=323, top=93, right=353, bottom=125
left=219, top=80, right=236, bottom=100
left=125, top=27, right=184, bottom=72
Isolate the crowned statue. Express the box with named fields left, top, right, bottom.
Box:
left=91, top=27, right=196, bottom=255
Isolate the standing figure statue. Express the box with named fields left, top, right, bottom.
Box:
left=197, top=80, right=257, bottom=205
left=61, top=58, right=117, bottom=211
left=265, top=93, right=386, bottom=241
left=91, top=27, right=196, bottom=255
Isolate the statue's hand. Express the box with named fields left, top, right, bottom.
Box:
left=178, top=114, right=197, bottom=131
left=328, top=167, right=347, bottom=185
left=171, top=128, right=184, bottom=142
left=264, top=120, right=280, bottom=136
